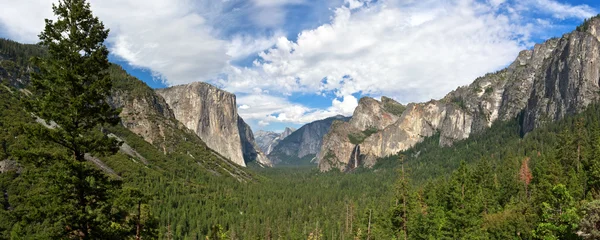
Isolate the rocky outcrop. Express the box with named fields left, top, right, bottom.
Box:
left=109, top=83, right=176, bottom=149
left=269, top=115, right=349, bottom=165
left=238, top=116, right=273, bottom=167
left=156, top=82, right=246, bottom=166
left=255, top=127, right=295, bottom=155
left=157, top=82, right=269, bottom=167
left=0, top=160, right=18, bottom=173
left=319, top=18, right=600, bottom=172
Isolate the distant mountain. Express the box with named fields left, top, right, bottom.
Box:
left=255, top=127, right=295, bottom=155
left=268, top=115, right=350, bottom=165
left=319, top=17, right=600, bottom=172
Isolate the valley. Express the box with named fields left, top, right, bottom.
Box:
left=2, top=0, right=600, bottom=239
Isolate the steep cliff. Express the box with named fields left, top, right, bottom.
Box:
left=255, top=127, right=295, bottom=155
left=238, top=116, right=273, bottom=167
left=156, top=82, right=246, bottom=166
left=269, top=115, right=350, bottom=165
left=319, top=18, right=600, bottom=172
left=156, top=82, right=269, bottom=167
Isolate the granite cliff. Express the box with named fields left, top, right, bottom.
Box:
left=156, top=82, right=270, bottom=167
left=269, top=115, right=350, bottom=165
left=318, top=18, right=600, bottom=172
left=255, top=128, right=295, bottom=155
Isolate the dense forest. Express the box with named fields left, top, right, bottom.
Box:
left=1, top=0, right=600, bottom=239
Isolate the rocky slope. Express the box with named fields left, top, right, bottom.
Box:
left=319, top=18, right=600, bottom=172
left=255, top=128, right=295, bottom=155
left=156, top=82, right=270, bottom=167
left=0, top=39, right=252, bottom=181
left=269, top=115, right=350, bottom=164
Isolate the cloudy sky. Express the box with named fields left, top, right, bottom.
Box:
left=0, top=0, right=598, bottom=132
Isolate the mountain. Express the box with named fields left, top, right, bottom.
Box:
left=156, top=82, right=271, bottom=167
left=254, top=127, right=295, bottom=155
left=319, top=17, right=600, bottom=172
left=269, top=115, right=350, bottom=165
left=0, top=38, right=252, bottom=181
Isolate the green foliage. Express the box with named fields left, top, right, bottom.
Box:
left=3, top=5, right=600, bottom=239
left=533, top=184, right=580, bottom=240
left=576, top=14, right=600, bottom=32
left=3, top=0, right=151, bottom=239
left=348, top=126, right=379, bottom=145
left=450, top=96, right=467, bottom=110
left=382, top=97, right=406, bottom=116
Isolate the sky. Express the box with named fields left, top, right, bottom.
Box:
left=0, top=0, right=598, bottom=132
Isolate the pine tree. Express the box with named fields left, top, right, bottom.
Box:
left=532, top=184, right=580, bottom=240
left=391, top=155, right=410, bottom=240
left=20, top=0, right=127, bottom=239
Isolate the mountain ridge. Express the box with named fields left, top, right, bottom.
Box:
left=318, top=17, right=600, bottom=172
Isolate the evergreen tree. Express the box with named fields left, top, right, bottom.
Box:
left=19, top=0, right=129, bottom=239
left=391, top=155, right=410, bottom=240
left=533, top=184, right=580, bottom=240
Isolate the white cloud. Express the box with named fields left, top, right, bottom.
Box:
left=0, top=0, right=230, bottom=86
left=0, top=0, right=596, bottom=130
left=220, top=0, right=528, bottom=104
left=525, top=0, right=595, bottom=19
left=227, top=32, right=284, bottom=60
left=332, top=95, right=358, bottom=116
left=237, top=93, right=355, bottom=126
left=252, top=0, right=305, bottom=7
left=0, top=0, right=53, bottom=43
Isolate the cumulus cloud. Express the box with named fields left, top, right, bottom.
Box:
left=0, top=0, right=596, bottom=129
left=219, top=0, right=525, bottom=104
left=237, top=94, right=357, bottom=126
left=220, top=0, right=596, bottom=105
left=525, top=0, right=596, bottom=19
left=227, top=32, right=284, bottom=60
left=0, top=0, right=230, bottom=86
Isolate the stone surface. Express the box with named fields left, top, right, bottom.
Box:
left=319, top=19, right=600, bottom=171
left=269, top=115, right=350, bottom=165
left=238, top=116, right=273, bottom=167
left=157, top=82, right=269, bottom=167
left=255, top=127, right=295, bottom=155
left=156, top=82, right=246, bottom=166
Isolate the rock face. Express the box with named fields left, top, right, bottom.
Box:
left=319, top=18, right=600, bottom=172
left=269, top=115, right=350, bottom=164
left=109, top=80, right=176, bottom=150
left=238, top=116, right=273, bottom=167
left=255, top=127, right=295, bottom=155
left=156, top=82, right=268, bottom=167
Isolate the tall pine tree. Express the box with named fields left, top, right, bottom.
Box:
left=21, top=0, right=128, bottom=239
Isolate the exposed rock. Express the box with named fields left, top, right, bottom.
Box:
left=156, top=82, right=246, bottom=167
left=157, top=82, right=268, bottom=167
left=109, top=86, right=175, bottom=148
left=349, top=97, right=400, bottom=130
left=255, top=127, right=295, bottom=155
left=0, top=160, right=19, bottom=173
left=270, top=115, right=350, bottom=165
left=523, top=28, right=600, bottom=133
left=319, top=18, right=600, bottom=171
left=238, top=116, right=273, bottom=167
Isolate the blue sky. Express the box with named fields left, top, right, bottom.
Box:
left=0, top=0, right=599, bottom=132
